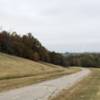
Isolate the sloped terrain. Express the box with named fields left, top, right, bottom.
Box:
left=0, top=52, right=79, bottom=92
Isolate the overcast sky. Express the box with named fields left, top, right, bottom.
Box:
left=0, top=0, right=100, bottom=52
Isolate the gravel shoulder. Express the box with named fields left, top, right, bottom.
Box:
left=0, top=68, right=91, bottom=100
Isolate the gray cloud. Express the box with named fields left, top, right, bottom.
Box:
left=0, top=0, right=100, bottom=52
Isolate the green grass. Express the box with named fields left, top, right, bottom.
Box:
left=51, top=68, right=100, bottom=100
left=0, top=52, right=80, bottom=92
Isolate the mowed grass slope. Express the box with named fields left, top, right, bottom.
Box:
left=0, top=53, right=63, bottom=79
left=52, top=68, right=100, bottom=100
left=0, top=52, right=79, bottom=92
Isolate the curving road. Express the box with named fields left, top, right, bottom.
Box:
left=0, top=68, right=91, bottom=100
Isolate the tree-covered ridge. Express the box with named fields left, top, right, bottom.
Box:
left=0, top=31, right=64, bottom=66
left=0, top=30, right=100, bottom=67
left=64, top=53, right=100, bottom=67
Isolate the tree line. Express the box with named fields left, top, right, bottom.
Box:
left=0, top=31, right=65, bottom=66
left=64, top=53, right=100, bottom=67
left=0, top=30, right=100, bottom=68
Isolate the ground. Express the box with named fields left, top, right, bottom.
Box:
left=0, top=52, right=79, bottom=92
left=52, top=68, right=100, bottom=100
left=0, top=68, right=89, bottom=100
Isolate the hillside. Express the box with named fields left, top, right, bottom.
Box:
left=0, top=31, right=65, bottom=67
left=0, top=52, right=79, bottom=92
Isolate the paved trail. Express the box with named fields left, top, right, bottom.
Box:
left=0, top=68, right=91, bottom=100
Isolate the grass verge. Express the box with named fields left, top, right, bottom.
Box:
left=0, top=52, right=80, bottom=92
left=51, top=68, right=100, bottom=100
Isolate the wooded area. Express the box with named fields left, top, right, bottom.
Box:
left=0, top=31, right=100, bottom=67
left=0, top=31, right=64, bottom=66
left=64, top=53, right=100, bottom=67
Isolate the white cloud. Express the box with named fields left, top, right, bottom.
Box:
left=0, top=0, right=100, bottom=52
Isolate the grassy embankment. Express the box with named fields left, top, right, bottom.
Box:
left=0, top=52, right=80, bottom=92
left=52, top=68, right=100, bottom=100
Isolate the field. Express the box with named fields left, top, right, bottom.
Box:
left=52, top=68, right=100, bottom=100
left=0, top=52, right=79, bottom=92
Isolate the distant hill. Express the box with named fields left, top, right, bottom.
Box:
left=64, top=52, right=100, bottom=67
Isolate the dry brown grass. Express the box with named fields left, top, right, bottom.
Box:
left=0, top=52, right=80, bottom=92
left=51, top=68, right=100, bottom=100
